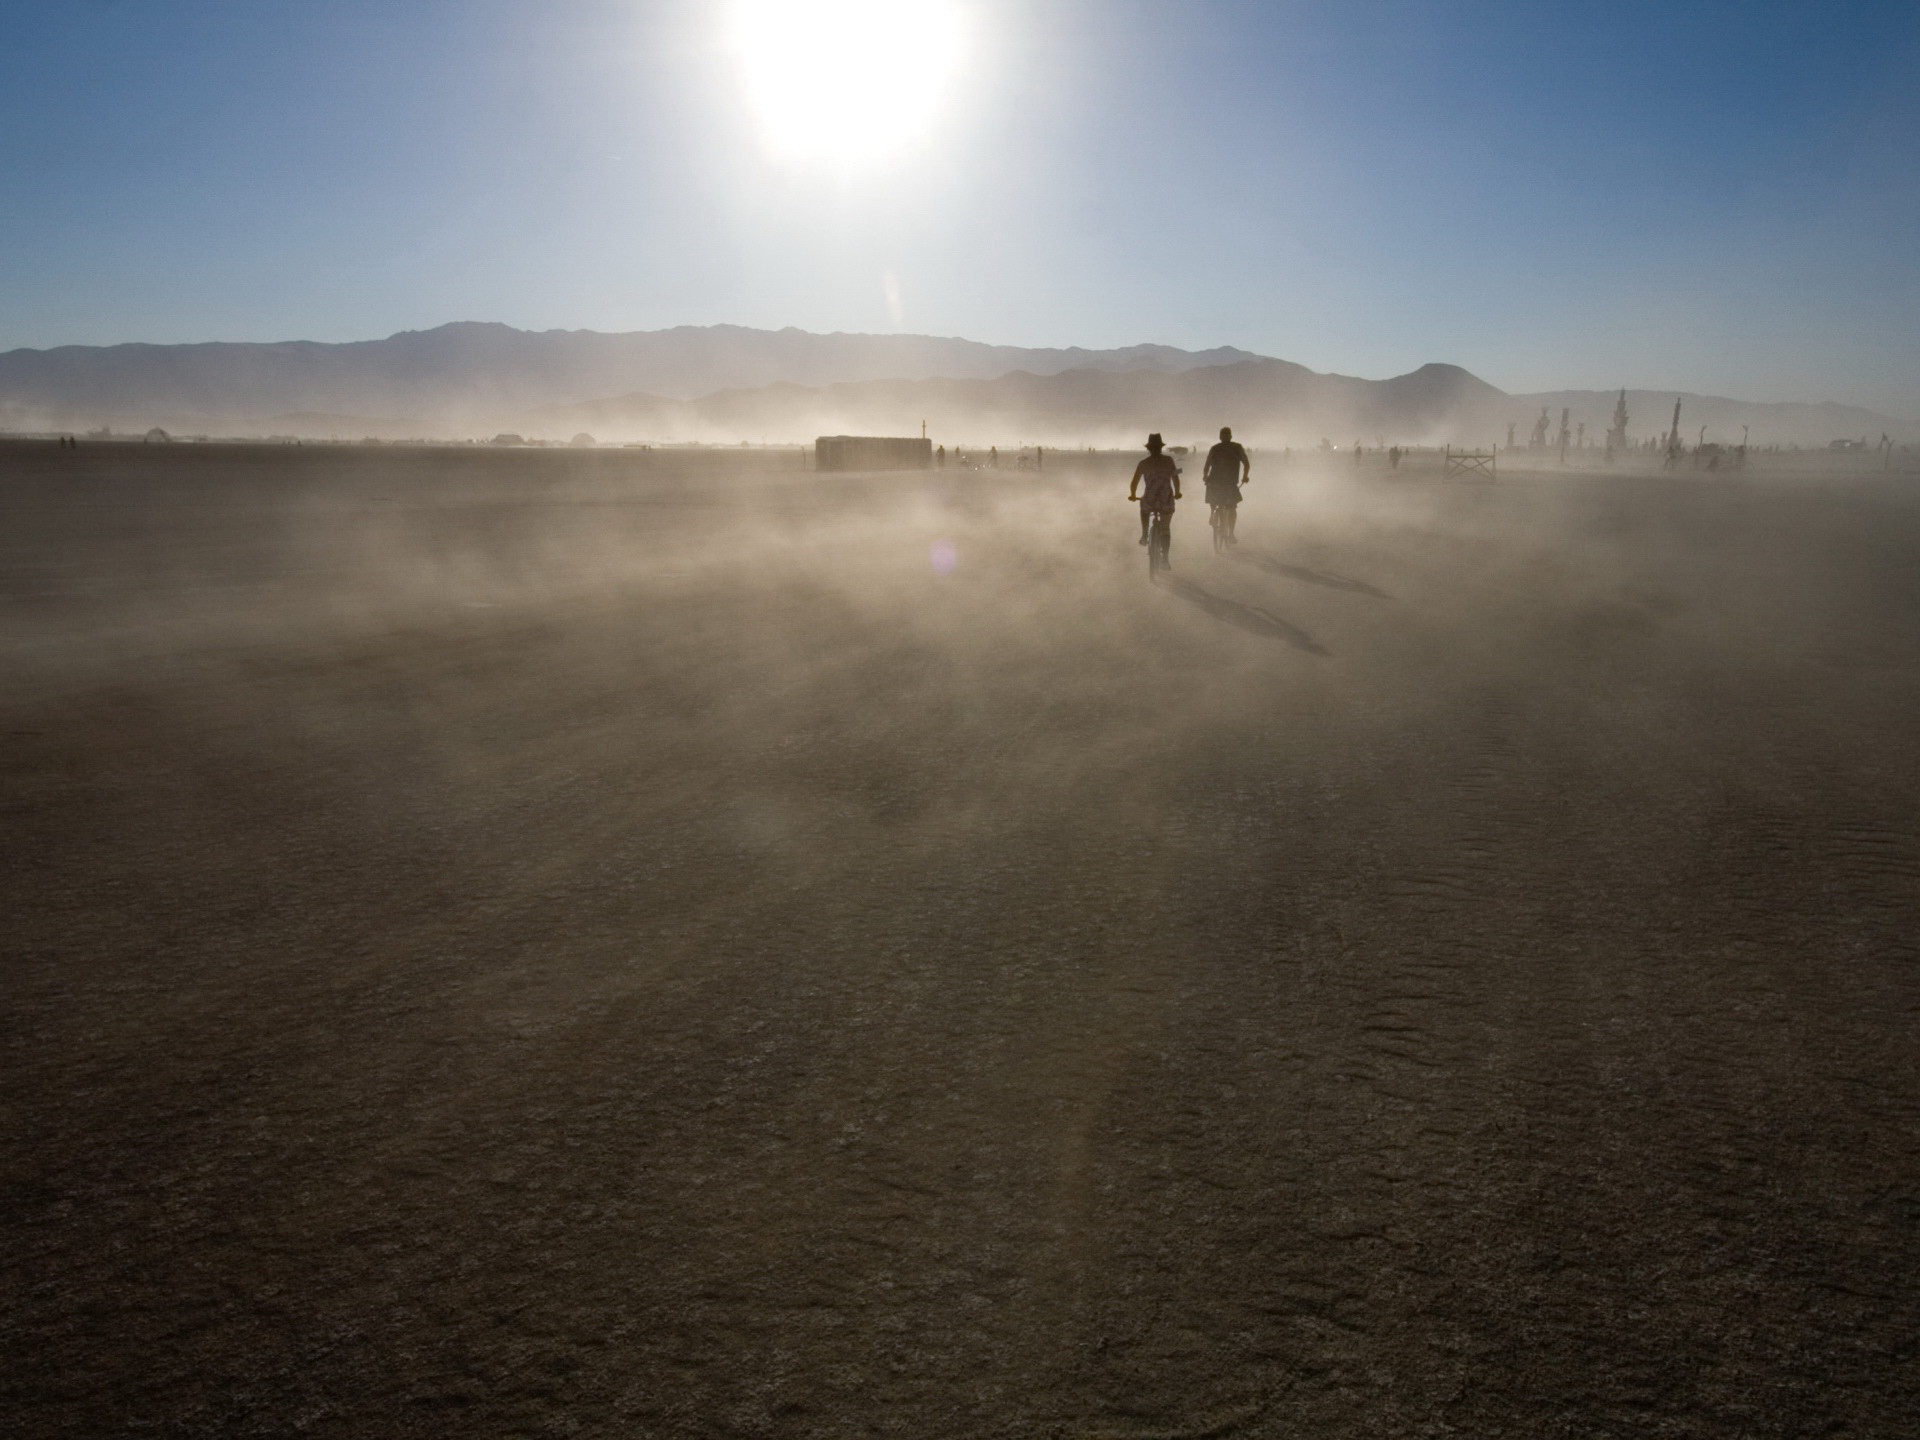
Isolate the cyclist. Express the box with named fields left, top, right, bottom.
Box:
left=1203, top=426, right=1251, bottom=546
left=1128, top=432, right=1182, bottom=561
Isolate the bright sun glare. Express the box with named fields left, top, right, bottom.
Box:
left=728, top=0, right=967, bottom=166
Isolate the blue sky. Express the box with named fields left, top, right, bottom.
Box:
left=3, top=0, right=1915, bottom=414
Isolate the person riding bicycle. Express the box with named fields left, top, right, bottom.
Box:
left=1128, top=433, right=1182, bottom=560
left=1203, top=426, right=1251, bottom=546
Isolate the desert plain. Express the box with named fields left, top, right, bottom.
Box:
left=3, top=439, right=1918, bottom=1437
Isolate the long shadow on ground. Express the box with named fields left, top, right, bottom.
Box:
left=1230, top=551, right=1391, bottom=599
left=1160, top=575, right=1329, bottom=655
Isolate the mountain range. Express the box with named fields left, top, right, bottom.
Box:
left=0, top=322, right=1257, bottom=430
left=0, top=322, right=1905, bottom=447
left=531, top=359, right=1513, bottom=450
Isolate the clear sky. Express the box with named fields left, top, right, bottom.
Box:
left=4, top=0, right=1916, bottom=415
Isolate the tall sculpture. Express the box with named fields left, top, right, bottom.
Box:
left=1605, top=388, right=1629, bottom=456
left=1530, top=407, right=1551, bottom=450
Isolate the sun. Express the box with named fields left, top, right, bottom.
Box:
left=728, top=0, right=967, bottom=167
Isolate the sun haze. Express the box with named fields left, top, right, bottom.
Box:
left=727, top=0, right=968, bottom=166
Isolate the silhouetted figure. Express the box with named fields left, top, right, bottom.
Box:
left=1506, top=422, right=1517, bottom=450
left=1388, top=445, right=1401, bottom=469
left=936, top=444, right=946, bottom=468
left=990, top=445, right=999, bottom=469
left=1035, top=445, right=1043, bottom=471
left=1530, top=408, right=1551, bottom=451
left=1128, top=432, right=1182, bottom=558
left=1203, top=426, right=1251, bottom=546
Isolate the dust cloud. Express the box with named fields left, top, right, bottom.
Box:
left=5, top=437, right=1919, bottom=1435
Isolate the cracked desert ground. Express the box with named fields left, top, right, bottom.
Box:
left=5, top=441, right=1917, bottom=1437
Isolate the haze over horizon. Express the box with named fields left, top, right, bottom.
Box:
left=4, top=0, right=1917, bottom=416
left=7, top=318, right=1908, bottom=447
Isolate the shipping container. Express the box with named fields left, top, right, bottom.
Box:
left=814, top=435, right=933, bottom=471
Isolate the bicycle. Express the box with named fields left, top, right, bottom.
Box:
left=1210, top=504, right=1228, bottom=553
left=1144, top=507, right=1172, bottom=578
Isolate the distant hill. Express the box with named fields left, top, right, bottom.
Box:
left=530, top=361, right=1893, bottom=450
left=0, top=322, right=1262, bottom=432
left=0, top=321, right=1906, bottom=446
left=534, top=358, right=1511, bottom=448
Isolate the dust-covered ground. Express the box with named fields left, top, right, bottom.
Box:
left=4, top=440, right=1918, bottom=1438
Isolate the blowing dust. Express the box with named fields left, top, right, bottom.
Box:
left=4, top=438, right=1918, bottom=1436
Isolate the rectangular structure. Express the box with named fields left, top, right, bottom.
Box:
left=814, top=436, right=933, bottom=472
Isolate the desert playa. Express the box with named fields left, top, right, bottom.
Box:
left=5, top=440, right=1917, bottom=1436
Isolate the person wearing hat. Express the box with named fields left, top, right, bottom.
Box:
left=1127, top=433, right=1183, bottom=558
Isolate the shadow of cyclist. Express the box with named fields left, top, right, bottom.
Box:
left=1160, top=575, right=1329, bottom=656
left=1229, top=551, right=1390, bottom=600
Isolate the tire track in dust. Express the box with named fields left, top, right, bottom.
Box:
left=1219, top=694, right=1558, bottom=1425
left=1825, top=821, right=1920, bottom=934
left=1356, top=693, right=1539, bottom=1092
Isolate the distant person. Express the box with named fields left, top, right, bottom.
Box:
left=936, top=444, right=946, bottom=468
left=990, top=445, right=999, bottom=468
left=1128, top=432, right=1182, bottom=560
left=1202, top=426, right=1251, bottom=546
left=1388, top=445, right=1401, bottom=469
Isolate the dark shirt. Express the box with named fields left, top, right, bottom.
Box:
left=1206, top=440, right=1248, bottom=486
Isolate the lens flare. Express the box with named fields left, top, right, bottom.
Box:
left=728, top=0, right=967, bottom=166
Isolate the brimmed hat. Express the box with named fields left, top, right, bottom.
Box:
left=1145, top=433, right=1164, bottom=450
